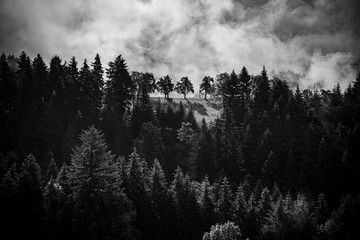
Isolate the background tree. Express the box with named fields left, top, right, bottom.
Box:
left=200, top=76, right=214, bottom=100
left=104, top=55, right=134, bottom=119
left=175, top=77, right=194, bottom=100
left=157, top=75, right=174, bottom=100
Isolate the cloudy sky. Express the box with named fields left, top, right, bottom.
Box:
left=1, top=0, right=359, bottom=90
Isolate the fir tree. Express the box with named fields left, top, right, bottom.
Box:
left=216, top=177, right=234, bottom=223
left=104, top=55, right=134, bottom=118
left=254, top=66, right=271, bottom=114
left=68, top=126, right=134, bottom=240
left=203, top=221, right=241, bottom=240
left=16, top=154, right=44, bottom=239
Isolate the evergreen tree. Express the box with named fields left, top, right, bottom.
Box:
left=331, top=82, right=342, bottom=107
left=104, top=55, right=134, bottom=118
left=16, top=154, right=44, bottom=239
left=171, top=167, right=202, bottom=240
left=238, top=66, right=251, bottom=122
left=198, top=176, right=216, bottom=231
left=203, top=221, right=241, bottom=240
left=150, top=159, right=173, bottom=240
left=44, top=177, right=65, bottom=240
left=17, top=51, right=34, bottom=111
left=131, top=72, right=154, bottom=138
left=68, top=126, right=134, bottom=240
left=91, top=53, right=104, bottom=111
left=216, top=177, right=234, bottom=223
left=0, top=170, right=18, bottom=238
left=33, top=54, right=49, bottom=106
left=45, top=154, right=59, bottom=181
left=123, top=149, right=155, bottom=240
left=254, top=66, right=271, bottom=114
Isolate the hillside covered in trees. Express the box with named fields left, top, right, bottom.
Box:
left=1, top=52, right=360, bottom=240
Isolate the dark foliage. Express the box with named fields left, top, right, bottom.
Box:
left=1, top=51, right=360, bottom=240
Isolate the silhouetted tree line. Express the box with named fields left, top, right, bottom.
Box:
left=1, top=51, right=360, bottom=240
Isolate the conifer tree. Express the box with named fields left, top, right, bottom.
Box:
left=203, top=221, right=241, bottom=240
left=198, top=176, right=216, bottom=231
left=239, top=66, right=251, bottom=122
left=0, top=170, right=18, bottom=238
left=17, top=51, right=34, bottom=111
left=171, top=167, right=202, bottom=240
left=68, top=126, right=134, bottom=240
left=254, top=66, right=270, bottom=114
left=45, top=153, right=58, bottom=181
left=91, top=53, right=104, bottom=111
left=104, top=55, right=134, bottom=118
left=216, top=177, right=234, bottom=223
left=33, top=54, right=49, bottom=105
left=16, top=154, right=44, bottom=239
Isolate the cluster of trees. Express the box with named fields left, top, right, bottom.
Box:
left=1, top=51, right=360, bottom=239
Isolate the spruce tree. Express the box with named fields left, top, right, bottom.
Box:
left=104, top=55, right=134, bottom=118
left=17, top=51, right=34, bottom=111
left=91, top=53, right=104, bottom=111
left=32, top=54, right=49, bottom=105
left=16, top=154, right=44, bottom=239
left=254, top=66, right=270, bottom=114
left=216, top=177, right=234, bottom=223
left=198, top=176, right=216, bottom=231
left=68, top=126, right=134, bottom=240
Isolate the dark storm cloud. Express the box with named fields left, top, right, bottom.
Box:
left=0, top=0, right=358, bottom=90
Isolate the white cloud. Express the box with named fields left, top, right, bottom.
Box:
left=0, top=0, right=357, bottom=91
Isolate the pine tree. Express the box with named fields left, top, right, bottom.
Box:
left=44, top=176, right=65, bottom=240
left=239, top=66, right=251, bottom=122
left=68, top=126, right=134, bottom=240
left=131, top=72, right=154, bottom=138
left=232, top=184, right=247, bottom=228
left=170, top=167, right=202, bottom=240
left=17, top=51, right=34, bottom=111
left=0, top=170, right=18, bottom=238
left=124, top=149, right=157, bottom=240
left=150, top=159, right=173, bottom=240
left=45, top=154, right=59, bottom=182
left=33, top=54, right=49, bottom=105
left=16, top=154, right=44, bottom=239
left=91, top=53, right=104, bottom=111
left=198, top=176, right=216, bottom=231
left=331, top=82, right=342, bottom=107
left=254, top=66, right=270, bottom=114
left=216, top=177, right=234, bottom=223
left=104, top=55, right=134, bottom=118
left=203, top=221, right=241, bottom=240
left=222, top=70, right=241, bottom=125
left=49, top=55, right=65, bottom=110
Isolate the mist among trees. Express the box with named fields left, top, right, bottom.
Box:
left=1, top=51, right=360, bottom=240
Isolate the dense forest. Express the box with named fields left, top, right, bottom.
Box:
left=1, top=51, right=360, bottom=240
